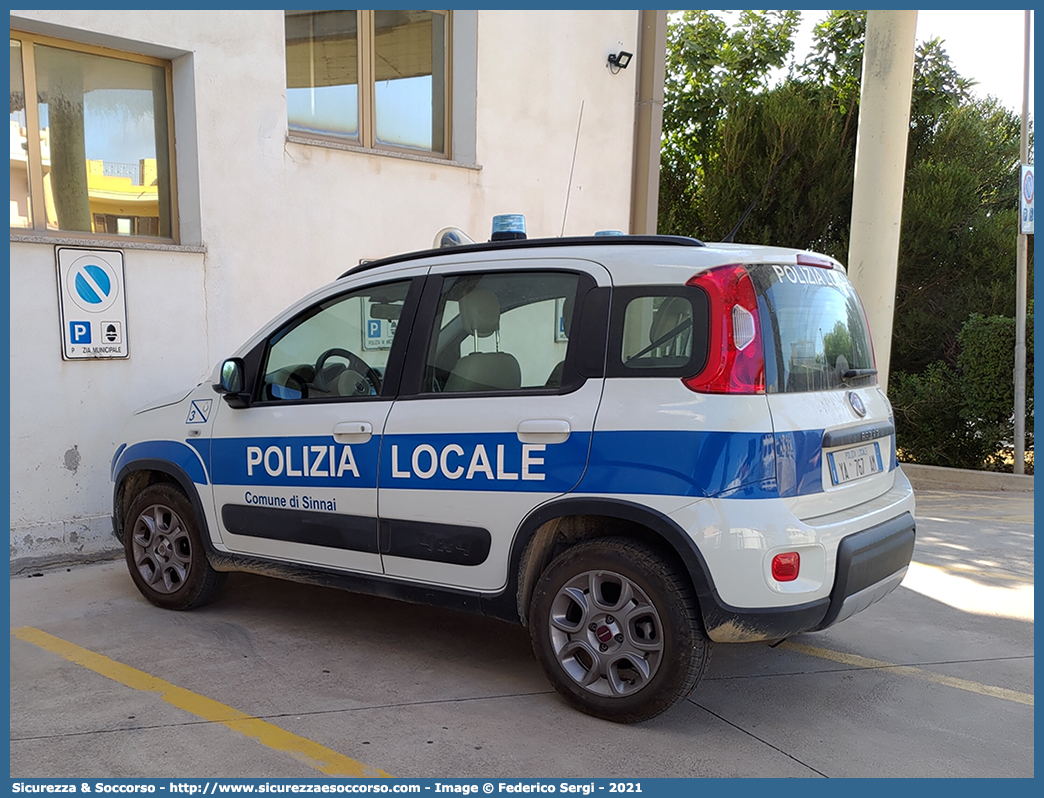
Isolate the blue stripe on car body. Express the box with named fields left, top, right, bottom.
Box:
left=114, top=440, right=210, bottom=485
left=115, top=427, right=891, bottom=499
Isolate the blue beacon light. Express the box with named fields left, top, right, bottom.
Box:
left=491, top=214, right=527, bottom=241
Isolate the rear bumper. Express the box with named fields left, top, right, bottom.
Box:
left=815, top=511, right=915, bottom=629
left=702, top=511, right=916, bottom=642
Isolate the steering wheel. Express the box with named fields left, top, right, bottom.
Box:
left=312, top=348, right=382, bottom=396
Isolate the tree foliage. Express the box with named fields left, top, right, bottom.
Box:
left=893, top=97, right=1023, bottom=371
left=890, top=311, right=1034, bottom=471
left=660, top=11, right=1029, bottom=369
left=659, top=10, right=1033, bottom=469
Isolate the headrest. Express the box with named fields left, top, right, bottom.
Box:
left=459, top=288, right=501, bottom=338
left=649, top=296, right=691, bottom=343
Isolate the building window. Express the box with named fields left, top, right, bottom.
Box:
left=285, top=10, right=449, bottom=156
left=9, top=32, right=176, bottom=240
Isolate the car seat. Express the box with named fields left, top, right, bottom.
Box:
left=444, top=288, right=522, bottom=392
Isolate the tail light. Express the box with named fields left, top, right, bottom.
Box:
left=683, top=264, right=765, bottom=394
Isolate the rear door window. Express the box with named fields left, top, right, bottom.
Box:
left=424, top=271, right=583, bottom=393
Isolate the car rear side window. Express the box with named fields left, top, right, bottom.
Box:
left=607, top=286, right=709, bottom=378
left=749, top=264, right=876, bottom=393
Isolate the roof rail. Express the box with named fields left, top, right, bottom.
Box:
left=339, top=234, right=705, bottom=279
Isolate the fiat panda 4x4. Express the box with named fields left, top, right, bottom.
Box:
left=112, top=225, right=915, bottom=722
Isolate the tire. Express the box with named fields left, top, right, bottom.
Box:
left=529, top=537, right=709, bottom=723
left=123, top=483, right=226, bottom=610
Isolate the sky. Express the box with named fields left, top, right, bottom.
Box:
left=793, top=9, right=1034, bottom=115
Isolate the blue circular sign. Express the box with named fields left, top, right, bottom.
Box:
left=74, top=264, right=112, bottom=305
left=66, top=255, right=120, bottom=313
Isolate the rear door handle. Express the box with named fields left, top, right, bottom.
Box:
left=333, top=421, right=373, bottom=444
left=517, top=419, right=571, bottom=444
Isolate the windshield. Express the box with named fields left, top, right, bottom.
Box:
left=749, top=263, right=876, bottom=393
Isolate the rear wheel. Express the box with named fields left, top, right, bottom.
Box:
left=529, top=537, right=709, bottom=722
left=123, top=483, right=225, bottom=610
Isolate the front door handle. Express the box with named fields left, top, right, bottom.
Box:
left=333, top=421, right=373, bottom=444
left=517, top=419, right=571, bottom=444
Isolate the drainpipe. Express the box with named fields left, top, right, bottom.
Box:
left=629, top=10, right=667, bottom=235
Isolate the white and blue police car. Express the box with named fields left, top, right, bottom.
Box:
left=112, top=218, right=915, bottom=722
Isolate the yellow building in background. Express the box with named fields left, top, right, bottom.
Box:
left=10, top=123, right=159, bottom=235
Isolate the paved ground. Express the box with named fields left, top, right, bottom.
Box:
left=9, top=489, right=1033, bottom=779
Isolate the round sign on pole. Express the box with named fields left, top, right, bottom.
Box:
left=1020, top=164, right=1034, bottom=235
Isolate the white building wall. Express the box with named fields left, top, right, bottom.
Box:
left=8, top=9, right=641, bottom=566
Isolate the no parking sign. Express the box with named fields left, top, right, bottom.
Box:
left=55, top=247, right=130, bottom=360
left=1020, top=164, right=1034, bottom=235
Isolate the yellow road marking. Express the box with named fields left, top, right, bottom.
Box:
left=780, top=641, right=1033, bottom=707
left=12, top=626, right=390, bottom=777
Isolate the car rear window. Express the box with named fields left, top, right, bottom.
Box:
left=749, top=263, right=876, bottom=393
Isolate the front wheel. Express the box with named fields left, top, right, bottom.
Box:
left=123, top=483, right=226, bottom=610
left=529, top=538, right=709, bottom=722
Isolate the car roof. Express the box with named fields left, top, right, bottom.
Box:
left=338, top=234, right=844, bottom=282
left=338, top=235, right=706, bottom=279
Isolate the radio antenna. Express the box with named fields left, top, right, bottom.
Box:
left=722, top=142, right=798, bottom=243
left=560, top=100, right=585, bottom=236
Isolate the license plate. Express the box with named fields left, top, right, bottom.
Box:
left=828, top=441, right=883, bottom=485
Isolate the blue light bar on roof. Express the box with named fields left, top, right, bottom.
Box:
left=491, top=214, right=527, bottom=241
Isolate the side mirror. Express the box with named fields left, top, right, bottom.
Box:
left=213, top=358, right=251, bottom=408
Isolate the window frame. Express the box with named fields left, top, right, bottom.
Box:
left=284, top=9, right=452, bottom=159
left=9, top=30, right=179, bottom=242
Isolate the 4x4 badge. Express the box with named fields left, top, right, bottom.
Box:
left=847, top=391, right=867, bottom=417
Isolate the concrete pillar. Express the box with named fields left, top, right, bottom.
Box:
left=846, top=10, right=917, bottom=393
left=629, top=10, right=667, bottom=235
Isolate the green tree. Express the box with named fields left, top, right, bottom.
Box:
left=660, top=11, right=1028, bottom=370
left=660, top=10, right=800, bottom=240
left=659, top=10, right=1033, bottom=470
left=890, top=310, right=1034, bottom=471
left=661, top=11, right=857, bottom=253
left=802, top=9, right=865, bottom=114
left=892, top=97, right=1023, bottom=371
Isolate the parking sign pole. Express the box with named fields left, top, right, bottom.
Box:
left=1014, top=10, right=1031, bottom=475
